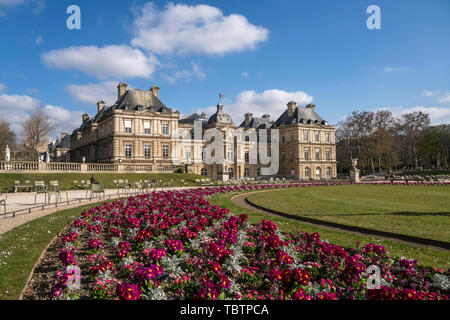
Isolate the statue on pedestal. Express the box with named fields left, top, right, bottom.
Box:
left=350, top=158, right=360, bottom=183
left=4, top=145, right=10, bottom=162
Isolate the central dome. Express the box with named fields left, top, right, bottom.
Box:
left=208, top=102, right=233, bottom=125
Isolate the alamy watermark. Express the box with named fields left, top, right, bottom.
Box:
left=171, top=120, right=279, bottom=176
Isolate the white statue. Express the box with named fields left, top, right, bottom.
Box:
left=5, top=145, right=10, bottom=161
left=46, top=150, right=50, bottom=163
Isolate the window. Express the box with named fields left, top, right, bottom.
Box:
left=245, top=151, right=249, bottom=161
left=125, top=120, right=132, bottom=133
left=144, top=122, right=151, bottom=134
left=162, top=145, right=169, bottom=158
left=326, top=167, right=332, bottom=178
left=244, top=168, right=250, bottom=177
left=162, top=123, right=168, bottom=135
left=326, top=149, right=331, bottom=160
left=290, top=150, right=294, bottom=161
left=325, top=132, right=330, bottom=142
left=315, top=131, right=320, bottom=142
left=144, top=144, right=151, bottom=158
left=245, top=136, right=250, bottom=142
left=281, top=135, right=285, bottom=143
left=304, top=148, right=309, bottom=160
left=228, top=167, right=234, bottom=179
left=257, top=167, right=261, bottom=176
left=290, top=132, right=294, bottom=141
left=315, top=148, right=320, bottom=160
left=303, top=131, right=309, bottom=141
left=305, top=167, right=310, bottom=178
left=125, top=144, right=132, bottom=158
left=201, top=168, right=207, bottom=177
left=202, top=148, right=206, bottom=161
left=227, top=147, right=233, bottom=160
left=282, top=152, right=286, bottom=161
left=316, top=167, right=321, bottom=178
left=290, top=168, right=295, bottom=176
left=186, top=148, right=191, bottom=162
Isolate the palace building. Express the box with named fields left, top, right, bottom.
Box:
left=69, top=82, right=337, bottom=180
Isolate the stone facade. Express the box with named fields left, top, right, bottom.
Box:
left=69, top=82, right=337, bottom=180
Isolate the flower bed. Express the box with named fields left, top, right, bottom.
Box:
left=45, top=183, right=449, bottom=300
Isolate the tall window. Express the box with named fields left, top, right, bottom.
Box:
left=325, top=132, right=330, bottom=142
left=186, top=148, right=191, bottom=162
left=244, top=168, right=250, bottom=177
left=227, top=147, right=233, bottom=160
left=303, top=131, right=309, bottom=141
left=125, top=120, right=132, bottom=133
left=290, top=150, right=294, bottom=161
left=290, top=168, right=295, bottom=176
left=202, top=148, right=206, bottom=161
left=315, top=148, right=320, bottom=160
left=305, top=167, right=310, bottom=178
left=201, top=168, right=207, bottom=177
left=304, top=148, right=309, bottom=160
left=228, top=167, right=233, bottom=179
left=315, top=131, right=319, bottom=142
left=125, top=144, right=132, bottom=158
left=257, top=167, right=261, bottom=176
left=162, top=145, right=169, bottom=158
left=281, top=135, right=285, bottom=143
left=245, top=151, right=249, bottom=162
left=326, top=149, right=331, bottom=160
left=290, top=132, right=294, bottom=141
left=144, top=144, right=151, bottom=158
left=326, top=167, right=332, bottom=178
left=144, top=122, right=151, bottom=134
left=162, top=123, right=168, bottom=135
left=282, top=152, right=286, bottom=161
left=316, top=167, right=321, bottom=178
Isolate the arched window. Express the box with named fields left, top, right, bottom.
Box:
left=326, top=167, right=332, bottom=178
left=244, top=168, right=250, bottom=177
left=316, top=167, right=322, bottom=178
left=228, top=167, right=234, bottom=179
left=305, top=167, right=310, bottom=178
left=201, top=168, right=207, bottom=177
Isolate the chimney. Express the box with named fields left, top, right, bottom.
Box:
left=117, top=82, right=128, bottom=100
left=262, top=114, right=270, bottom=121
left=61, top=132, right=67, bottom=139
left=287, top=101, right=297, bottom=117
left=306, top=103, right=316, bottom=112
left=82, top=113, right=89, bottom=123
left=150, top=85, right=160, bottom=98
left=201, top=112, right=206, bottom=118
left=97, top=100, right=105, bottom=113
left=244, top=112, right=253, bottom=125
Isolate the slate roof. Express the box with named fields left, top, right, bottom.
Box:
left=178, top=113, right=207, bottom=125
left=273, top=105, right=328, bottom=127
left=55, top=134, right=71, bottom=149
left=239, top=116, right=272, bottom=129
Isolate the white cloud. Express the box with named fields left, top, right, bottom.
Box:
left=241, top=72, right=249, bottom=79
left=66, top=81, right=120, bottom=106
left=131, top=3, right=269, bottom=56
left=165, top=61, right=206, bottom=83
left=0, top=93, right=84, bottom=136
left=197, top=89, right=314, bottom=124
left=378, top=66, right=408, bottom=74
left=437, top=92, right=450, bottom=104
left=422, top=89, right=440, bottom=97
left=42, top=45, right=158, bottom=79
left=0, top=83, right=6, bottom=92
left=35, top=35, right=43, bottom=45
left=0, top=0, right=24, bottom=7
left=43, top=104, right=84, bottom=136
left=379, top=106, right=450, bottom=125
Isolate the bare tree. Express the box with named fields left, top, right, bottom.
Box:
left=21, top=107, right=55, bottom=161
left=0, top=119, right=16, bottom=159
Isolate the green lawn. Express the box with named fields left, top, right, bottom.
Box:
left=0, top=172, right=205, bottom=192
left=246, top=185, right=450, bottom=242
left=209, top=191, right=450, bottom=270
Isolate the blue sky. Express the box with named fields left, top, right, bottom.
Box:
left=0, top=0, right=449, bottom=137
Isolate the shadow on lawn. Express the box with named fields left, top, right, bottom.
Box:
left=299, top=211, right=450, bottom=217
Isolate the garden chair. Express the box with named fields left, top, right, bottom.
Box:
left=48, top=181, right=68, bottom=203
left=89, top=183, right=105, bottom=200
left=34, top=181, right=48, bottom=204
